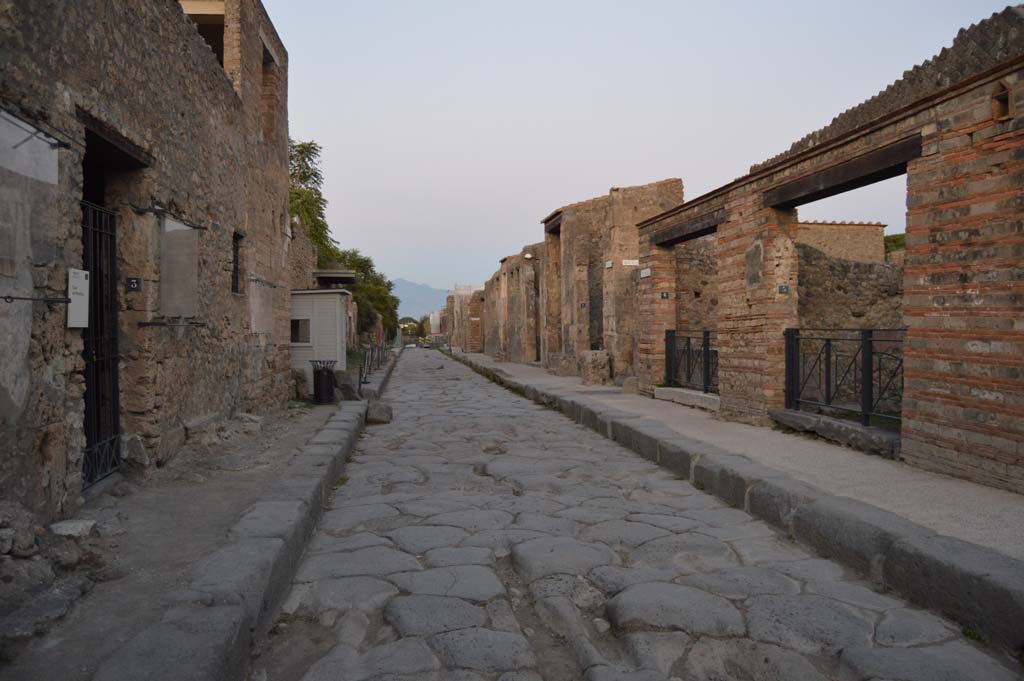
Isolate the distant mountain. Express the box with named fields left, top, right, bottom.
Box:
left=393, top=278, right=449, bottom=319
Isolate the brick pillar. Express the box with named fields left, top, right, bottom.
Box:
left=716, top=198, right=799, bottom=422
left=637, top=227, right=676, bottom=393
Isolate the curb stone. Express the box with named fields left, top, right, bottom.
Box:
left=448, top=351, right=1024, bottom=659
left=91, top=400, right=368, bottom=681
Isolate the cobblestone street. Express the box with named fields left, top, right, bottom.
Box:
left=259, top=349, right=1019, bottom=681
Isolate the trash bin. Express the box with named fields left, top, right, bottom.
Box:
left=310, top=360, right=337, bottom=404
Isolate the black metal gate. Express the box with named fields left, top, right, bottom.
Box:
left=81, top=201, right=121, bottom=485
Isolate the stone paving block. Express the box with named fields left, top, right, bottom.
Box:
left=729, top=536, right=808, bottom=564
left=583, top=665, right=665, bottom=681
left=385, top=525, right=470, bottom=554
left=875, top=608, right=956, bottom=647
left=534, top=595, right=606, bottom=670
left=580, top=520, right=670, bottom=547
left=485, top=599, right=520, bottom=632
left=679, top=565, right=801, bottom=600
left=385, top=595, right=486, bottom=636
left=512, top=537, right=616, bottom=582
left=429, top=627, right=537, bottom=672
left=307, top=531, right=392, bottom=555
left=423, top=546, right=495, bottom=567
left=320, top=503, right=399, bottom=532
left=587, top=566, right=678, bottom=596
left=680, top=507, right=751, bottom=527
left=301, top=638, right=441, bottom=681
left=388, top=565, right=506, bottom=602
left=746, top=594, right=875, bottom=655
left=295, top=546, right=422, bottom=582
left=607, top=582, right=744, bottom=637
left=512, top=512, right=580, bottom=535
left=804, top=579, right=903, bottom=611
left=623, top=631, right=690, bottom=676
left=292, top=576, right=398, bottom=615
left=681, top=638, right=829, bottom=681
left=882, top=532, right=1024, bottom=652
left=838, top=641, right=1021, bottom=681
left=625, top=513, right=699, bottom=533
left=628, top=533, right=739, bottom=574
left=92, top=604, right=250, bottom=681
left=426, top=509, right=514, bottom=532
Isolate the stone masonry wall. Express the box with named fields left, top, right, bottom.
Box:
left=289, top=218, right=319, bottom=290
left=540, top=179, right=683, bottom=379
left=638, top=7, right=1023, bottom=492
left=794, top=222, right=886, bottom=263
left=674, top=235, right=719, bottom=333
left=796, top=244, right=903, bottom=330
left=0, top=0, right=291, bottom=521
left=482, top=243, right=544, bottom=364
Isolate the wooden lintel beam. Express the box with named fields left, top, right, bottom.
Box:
left=544, top=213, right=562, bottom=235
left=652, top=208, right=725, bottom=247
left=764, top=135, right=922, bottom=209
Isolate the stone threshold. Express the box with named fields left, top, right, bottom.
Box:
left=653, top=385, right=720, bottom=412
left=90, top=400, right=370, bottom=681
left=769, top=408, right=900, bottom=459
left=450, top=350, right=1024, bottom=659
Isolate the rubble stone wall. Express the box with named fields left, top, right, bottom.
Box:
left=0, top=0, right=290, bottom=521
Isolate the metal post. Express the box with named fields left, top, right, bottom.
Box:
left=701, top=330, right=712, bottom=394
left=784, top=328, right=798, bottom=410
left=860, top=329, right=873, bottom=426
left=824, top=338, right=832, bottom=405
left=664, top=330, right=676, bottom=387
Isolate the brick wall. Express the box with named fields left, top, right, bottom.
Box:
left=637, top=7, right=1023, bottom=491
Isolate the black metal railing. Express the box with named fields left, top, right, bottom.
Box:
left=665, top=329, right=718, bottom=394
left=784, top=328, right=905, bottom=427
left=358, top=342, right=391, bottom=387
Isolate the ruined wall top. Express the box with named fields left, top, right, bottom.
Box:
left=750, top=5, right=1024, bottom=173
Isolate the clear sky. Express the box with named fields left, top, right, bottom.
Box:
left=263, top=0, right=1008, bottom=290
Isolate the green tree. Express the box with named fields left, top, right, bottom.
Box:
left=288, top=139, right=342, bottom=265
left=288, top=140, right=401, bottom=338
left=333, top=248, right=400, bottom=338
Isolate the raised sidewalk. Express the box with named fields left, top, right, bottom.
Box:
left=453, top=351, right=1024, bottom=657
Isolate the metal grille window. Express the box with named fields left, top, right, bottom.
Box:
left=231, top=232, right=243, bottom=293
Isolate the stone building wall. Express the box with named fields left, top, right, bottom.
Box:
left=482, top=275, right=502, bottom=358
left=482, top=243, right=544, bottom=364
left=0, top=0, right=291, bottom=521
left=674, top=236, right=719, bottom=332
left=794, top=222, right=886, bottom=263
left=796, top=244, right=903, bottom=329
left=289, top=218, right=319, bottom=290
left=638, top=7, right=1024, bottom=492
left=539, top=179, right=683, bottom=379
left=449, top=287, right=482, bottom=353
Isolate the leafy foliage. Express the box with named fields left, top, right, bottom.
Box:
left=884, top=233, right=906, bottom=253
left=288, top=140, right=342, bottom=265
left=333, top=248, right=400, bottom=338
left=288, top=139, right=400, bottom=338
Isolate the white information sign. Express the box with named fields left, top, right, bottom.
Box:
left=604, top=260, right=613, bottom=269
left=67, top=269, right=89, bottom=328
left=622, top=259, right=640, bottom=267
left=639, top=268, right=652, bottom=278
